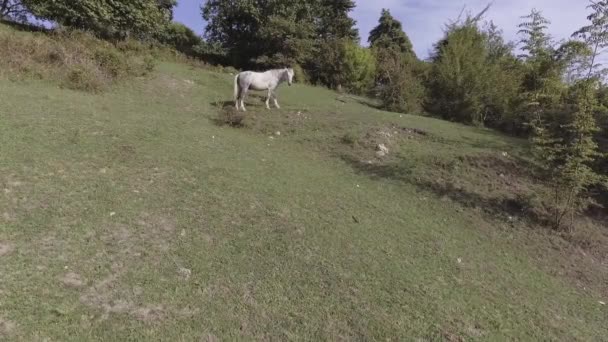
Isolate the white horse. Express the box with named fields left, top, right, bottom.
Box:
left=234, top=68, right=294, bottom=111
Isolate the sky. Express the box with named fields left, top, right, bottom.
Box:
left=174, top=0, right=592, bottom=59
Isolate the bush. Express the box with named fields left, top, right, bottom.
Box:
left=64, top=65, right=107, bottom=92
left=0, top=24, right=157, bottom=91
left=216, top=106, right=246, bottom=127
left=374, top=49, right=426, bottom=113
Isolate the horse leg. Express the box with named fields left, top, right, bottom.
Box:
left=266, top=89, right=272, bottom=109
left=240, top=87, right=248, bottom=112
left=272, top=91, right=281, bottom=109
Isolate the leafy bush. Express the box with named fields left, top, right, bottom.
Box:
left=374, top=49, right=426, bottom=113
left=0, top=24, right=157, bottom=91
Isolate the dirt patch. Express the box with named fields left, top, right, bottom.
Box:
left=80, top=272, right=166, bottom=323
left=0, top=242, right=14, bottom=257
left=132, top=305, right=165, bottom=323
left=0, top=317, right=16, bottom=338
left=359, top=124, right=428, bottom=149
left=60, top=272, right=85, bottom=288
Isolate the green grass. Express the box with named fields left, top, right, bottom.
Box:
left=1, top=62, right=606, bottom=341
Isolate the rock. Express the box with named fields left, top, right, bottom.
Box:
left=275, top=131, right=281, bottom=136
left=178, top=268, right=192, bottom=281
left=61, top=272, right=84, bottom=288
left=376, top=144, right=389, bottom=158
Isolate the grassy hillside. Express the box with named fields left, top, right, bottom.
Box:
left=1, top=50, right=607, bottom=339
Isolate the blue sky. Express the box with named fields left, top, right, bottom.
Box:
left=174, top=0, right=591, bottom=58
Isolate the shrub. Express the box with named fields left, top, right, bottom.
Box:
left=0, top=24, right=157, bottom=91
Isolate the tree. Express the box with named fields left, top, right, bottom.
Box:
left=535, top=80, right=603, bottom=229
left=368, top=9, right=415, bottom=57
left=374, top=48, right=425, bottom=113
left=517, top=9, right=552, bottom=60
left=316, top=0, right=359, bottom=41
left=158, top=22, right=203, bottom=57
left=426, top=7, right=522, bottom=126
left=342, top=41, right=376, bottom=93
left=202, top=0, right=360, bottom=89
left=573, top=0, right=608, bottom=79
left=202, top=0, right=316, bottom=68
left=0, top=0, right=28, bottom=22
left=24, top=0, right=173, bottom=39
left=527, top=1, right=607, bottom=230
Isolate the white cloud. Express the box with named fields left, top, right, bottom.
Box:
left=353, top=0, right=591, bottom=58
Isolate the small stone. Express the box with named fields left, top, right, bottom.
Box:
left=275, top=131, right=281, bottom=136
left=457, top=258, right=462, bottom=264
left=600, top=301, right=606, bottom=306
left=178, top=268, right=192, bottom=281
left=110, top=212, right=116, bottom=217
left=60, top=272, right=84, bottom=288
left=376, top=144, right=389, bottom=157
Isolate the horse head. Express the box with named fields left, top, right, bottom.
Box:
left=285, top=68, right=295, bottom=86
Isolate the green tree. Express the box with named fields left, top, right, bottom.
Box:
left=368, top=9, right=415, bottom=57
left=535, top=80, right=603, bottom=229
left=374, top=48, right=425, bottom=113
left=517, top=9, right=552, bottom=60
left=24, top=0, right=173, bottom=39
left=1, top=0, right=27, bottom=22
left=573, top=1, right=608, bottom=79
left=202, top=0, right=359, bottom=87
left=528, top=2, right=607, bottom=230
left=427, top=10, right=521, bottom=127
left=158, top=22, right=203, bottom=57
left=202, top=0, right=316, bottom=68
left=341, top=40, right=376, bottom=93
left=316, top=0, right=359, bottom=40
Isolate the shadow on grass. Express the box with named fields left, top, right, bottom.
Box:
left=341, top=153, right=548, bottom=227
left=1, top=19, right=50, bottom=33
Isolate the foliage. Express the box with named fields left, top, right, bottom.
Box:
left=201, top=0, right=359, bottom=88
left=342, top=41, right=376, bottom=93
left=517, top=9, right=552, bottom=60
left=572, top=1, right=608, bottom=80
left=368, top=9, right=416, bottom=57
left=157, top=22, right=203, bottom=57
left=534, top=80, right=603, bottom=229
left=0, top=25, right=157, bottom=91
left=426, top=14, right=521, bottom=126
left=0, top=0, right=27, bottom=22
left=23, top=0, right=174, bottom=39
left=526, top=3, right=607, bottom=230
left=373, top=48, right=425, bottom=113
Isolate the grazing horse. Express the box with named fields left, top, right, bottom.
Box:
left=234, top=68, right=294, bottom=111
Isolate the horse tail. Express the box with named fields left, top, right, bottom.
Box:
left=234, top=73, right=240, bottom=102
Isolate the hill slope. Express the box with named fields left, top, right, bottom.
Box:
left=0, top=62, right=606, bottom=340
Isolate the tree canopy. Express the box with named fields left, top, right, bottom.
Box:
left=368, top=9, right=415, bottom=57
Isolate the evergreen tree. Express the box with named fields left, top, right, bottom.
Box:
left=517, top=9, right=552, bottom=60
left=573, top=0, right=608, bottom=79
left=368, top=9, right=415, bottom=57
left=316, top=0, right=359, bottom=41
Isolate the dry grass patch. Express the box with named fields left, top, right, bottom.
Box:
left=0, top=26, right=157, bottom=91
